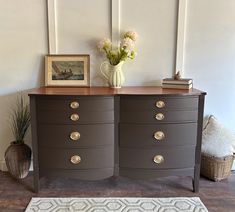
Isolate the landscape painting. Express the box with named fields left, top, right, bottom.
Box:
left=45, top=55, right=90, bottom=87
left=52, top=61, right=84, bottom=80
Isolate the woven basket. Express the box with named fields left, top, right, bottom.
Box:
left=201, top=153, right=234, bottom=182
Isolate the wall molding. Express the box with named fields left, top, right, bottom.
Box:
left=46, top=0, right=187, bottom=75
left=46, top=0, right=118, bottom=53
left=175, top=0, right=187, bottom=75
left=47, top=0, right=57, bottom=54
left=0, top=159, right=7, bottom=172
left=111, top=0, right=120, bottom=48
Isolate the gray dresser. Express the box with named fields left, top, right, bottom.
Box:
left=29, top=87, right=206, bottom=193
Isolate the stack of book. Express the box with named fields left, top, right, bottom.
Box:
left=162, top=78, right=193, bottom=89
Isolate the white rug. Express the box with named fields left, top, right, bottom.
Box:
left=25, top=197, right=208, bottom=212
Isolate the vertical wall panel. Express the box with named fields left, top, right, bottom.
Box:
left=56, top=0, right=111, bottom=86
left=120, top=0, right=178, bottom=85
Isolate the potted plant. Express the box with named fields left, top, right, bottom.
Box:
left=4, top=95, right=31, bottom=179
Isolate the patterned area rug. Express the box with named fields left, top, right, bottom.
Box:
left=25, top=197, right=208, bottom=212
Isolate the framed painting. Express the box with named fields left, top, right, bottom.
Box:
left=45, top=54, right=90, bottom=87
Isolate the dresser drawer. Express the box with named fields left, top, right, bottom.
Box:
left=38, top=124, right=114, bottom=148
left=120, top=96, right=198, bottom=111
left=119, top=147, right=195, bottom=169
left=120, top=110, right=198, bottom=123
left=37, top=96, right=114, bottom=111
left=120, top=123, right=197, bottom=147
left=38, top=110, right=114, bottom=124
left=39, top=146, right=114, bottom=169
left=40, top=168, right=114, bottom=180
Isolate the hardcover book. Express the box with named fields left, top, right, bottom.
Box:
left=162, top=83, right=193, bottom=89
left=162, top=78, right=193, bottom=85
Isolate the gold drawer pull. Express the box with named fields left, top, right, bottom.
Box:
left=153, top=155, right=164, bottom=164
left=70, top=101, right=79, bottom=109
left=156, top=100, right=165, bottom=108
left=154, top=131, right=165, bottom=141
left=70, top=132, right=81, bottom=141
left=155, top=113, right=164, bottom=121
left=70, top=155, right=81, bottom=164
left=70, top=114, right=79, bottom=121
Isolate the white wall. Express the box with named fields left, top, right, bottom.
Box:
left=184, top=0, right=235, bottom=169
left=0, top=0, right=47, bottom=170
left=120, top=0, right=178, bottom=85
left=0, top=0, right=235, bottom=171
left=54, top=0, right=178, bottom=86
left=185, top=0, right=235, bottom=132
left=56, top=0, right=111, bottom=86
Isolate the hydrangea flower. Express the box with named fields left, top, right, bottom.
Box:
left=124, top=31, right=138, bottom=41
left=121, top=37, right=135, bottom=51
left=97, top=31, right=138, bottom=65
left=97, top=38, right=111, bottom=51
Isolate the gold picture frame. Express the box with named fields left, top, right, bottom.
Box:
left=45, top=54, right=90, bottom=87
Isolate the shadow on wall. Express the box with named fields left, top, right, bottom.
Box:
left=141, top=80, right=162, bottom=86
left=0, top=90, right=33, bottom=171
left=86, top=38, right=108, bottom=86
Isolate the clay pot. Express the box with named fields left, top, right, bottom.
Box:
left=5, top=142, right=31, bottom=179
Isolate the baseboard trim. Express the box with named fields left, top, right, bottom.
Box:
left=30, top=160, right=33, bottom=171
left=0, top=159, right=33, bottom=172
left=232, top=160, right=235, bottom=171
left=0, top=159, right=7, bottom=171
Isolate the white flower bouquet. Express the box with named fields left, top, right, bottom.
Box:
left=97, top=31, right=138, bottom=66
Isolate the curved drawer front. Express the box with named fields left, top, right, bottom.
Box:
left=37, top=97, right=114, bottom=111
left=40, top=168, right=114, bottom=180
left=120, top=96, right=198, bottom=111
left=120, top=123, right=197, bottom=147
left=38, top=110, right=114, bottom=124
left=38, top=124, right=114, bottom=148
left=39, top=146, right=114, bottom=169
left=119, top=168, right=194, bottom=179
left=119, top=147, right=195, bottom=169
left=120, top=110, right=198, bottom=123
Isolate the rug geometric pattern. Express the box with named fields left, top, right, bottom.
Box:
left=25, top=197, right=208, bottom=212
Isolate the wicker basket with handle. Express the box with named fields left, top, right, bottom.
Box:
left=201, top=153, right=234, bottom=181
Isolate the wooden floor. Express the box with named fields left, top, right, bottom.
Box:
left=0, top=171, right=235, bottom=212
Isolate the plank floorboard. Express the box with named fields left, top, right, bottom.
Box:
left=0, top=171, right=235, bottom=212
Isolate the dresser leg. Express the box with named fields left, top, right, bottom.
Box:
left=193, top=164, right=200, bottom=192
left=30, top=96, right=40, bottom=193
left=33, top=170, right=39, bottom=193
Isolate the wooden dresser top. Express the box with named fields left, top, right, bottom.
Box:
left=28, top=87, right=206, bottom=96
